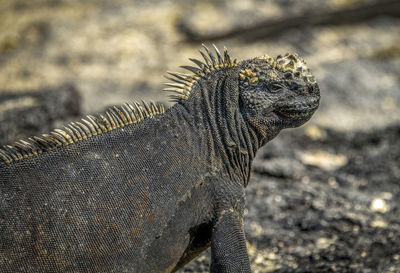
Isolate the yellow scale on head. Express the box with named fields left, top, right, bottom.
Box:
left=239, top=69, right=259, bottom=85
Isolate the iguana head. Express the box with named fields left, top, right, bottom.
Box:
left=237, top=53, right=320, bottom=132
left=164, top=45, right=319, bottom=142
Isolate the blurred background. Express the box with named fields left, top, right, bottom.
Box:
left=0, top=0, right=399, bottom=272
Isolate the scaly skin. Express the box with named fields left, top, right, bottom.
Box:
left=0, top=46, right=319, bottom=272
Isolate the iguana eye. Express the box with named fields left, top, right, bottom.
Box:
left=269, top=83, right=283, bottom=92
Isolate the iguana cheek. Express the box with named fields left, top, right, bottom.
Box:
left=242, top=90, right=274, bottom=112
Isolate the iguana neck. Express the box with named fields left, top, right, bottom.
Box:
left=175, top=69, right=261, bottom=187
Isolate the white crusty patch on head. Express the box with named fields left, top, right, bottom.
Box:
left=258, top=53, right=316, bottom=84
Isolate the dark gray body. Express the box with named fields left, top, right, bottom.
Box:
left=0, top=48, right=320, bottom=272
left=1, top=111, right=222, bottom=272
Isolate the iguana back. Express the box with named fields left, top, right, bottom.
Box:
left=0, top=45, right=320, bottom=272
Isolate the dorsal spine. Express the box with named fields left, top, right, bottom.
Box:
left=0, top=101, right=165, bottom=165
left=163, top=44, right=237, bottom=102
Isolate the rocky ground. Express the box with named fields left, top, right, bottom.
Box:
left=0, top=0, right=399, bottom=272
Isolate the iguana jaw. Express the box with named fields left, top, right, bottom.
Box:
left=275, top=95, right=320, bottom=119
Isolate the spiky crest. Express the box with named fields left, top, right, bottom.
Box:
left=0, top=101, right=165, bottom=165
left=163, top=44, right=237, bottom=102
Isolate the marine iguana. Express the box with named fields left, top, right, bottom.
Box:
left=0, top=45, right=320, bottom=272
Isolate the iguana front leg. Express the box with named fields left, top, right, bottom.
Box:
left=210, top=209, right=251, bottom=273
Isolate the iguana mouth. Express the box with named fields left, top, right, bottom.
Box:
left=275, top=98, right=319, bottom=118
